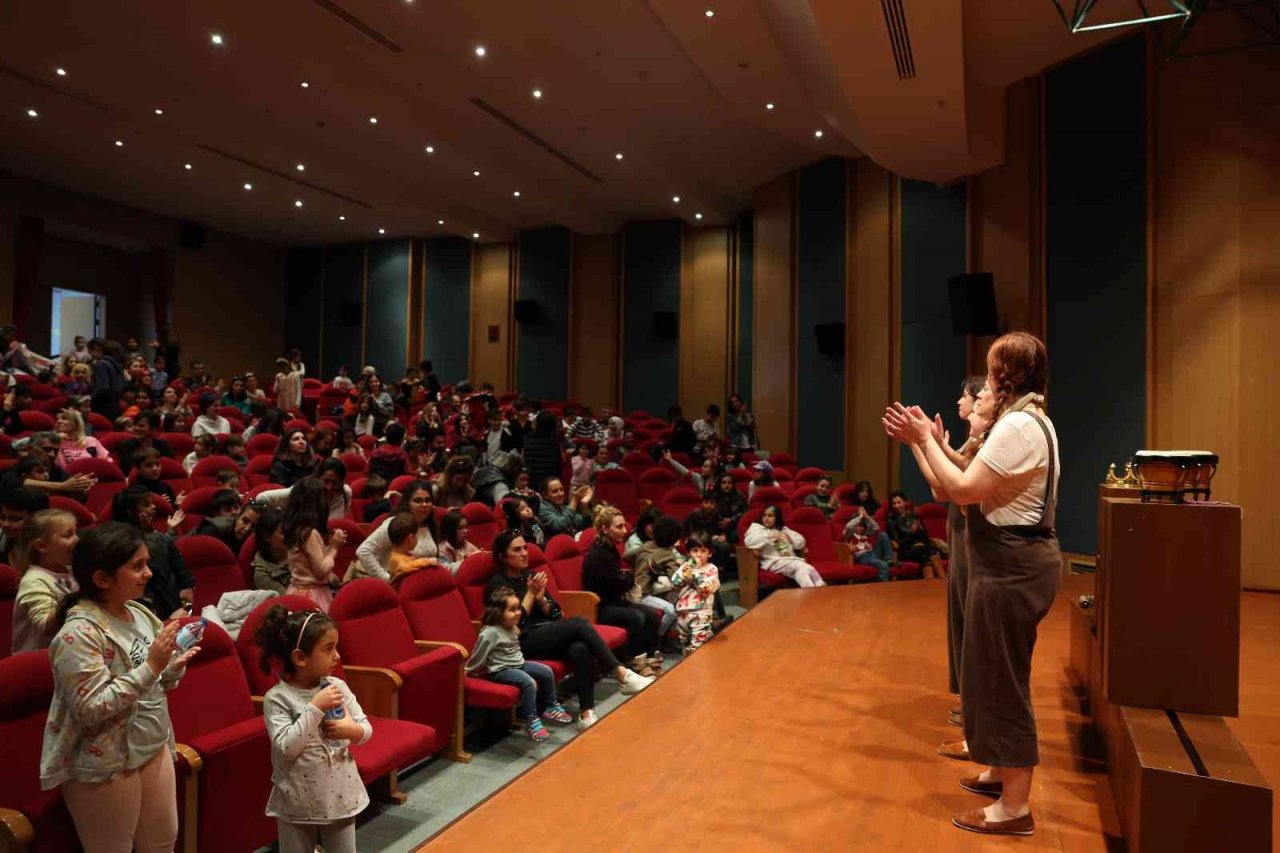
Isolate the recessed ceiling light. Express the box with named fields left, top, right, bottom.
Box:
left=154, top=108, right=164, bottom=115
left=532, top=88, right=543, bottom=99
left=243, top=182, right=253, bottom=190
left=766, top=102, right=775, bottom=110
left=513, top=191, right=521, bottom=198
left=301, top=81, right=310, bottom=88
left=424, top=145, right=434, bottom=154
left=705, top=8, right=715, bottom=17
left=114, top=140, right=124, bottom=147
left=814, top=129, right=824, bottom=138
left=672, top=195, right=681, bottom=203
left=615, top=152, right=624, bottom=160
left=473, top=170, right=481, bottom=177
left=378, top=228, right=386, bottom=235
left=695, top=212, right=704, bottom=220
left=339, top=215, right=345, bottom=221
left=26, top=108, right=38, bottom=118
left=294, top=200, right=303, bottom=208
left=184, top=163, right=192, bottom=170
left=210, top=33, right=224, bottom=46
left=369, top=116, right=378, bottom=124
left=472, top=232, right=480, bottom=239
left=474, top=45, right=486, bottom=58
left=437, top=219, right=445, bottom=225
left=55, top=68, right=67, bottom=77
left=296, top=163, right=305, bottom=172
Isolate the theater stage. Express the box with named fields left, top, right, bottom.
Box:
left=422, top=576, right=1280, bottom=851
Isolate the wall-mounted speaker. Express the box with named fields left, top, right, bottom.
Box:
left=653, top=310, right=678, bottom=340
left=178, top=222, right=206, bottom=251
left=513, top=299, right=543, bottom=324
left=948, top=272, right=999, bottom=335
left=338, top=301, right=363, bottom=327
left=814, top=322, right=845, bottom=357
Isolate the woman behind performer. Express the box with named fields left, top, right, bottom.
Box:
left=884, top=331, right=1060, bottom=838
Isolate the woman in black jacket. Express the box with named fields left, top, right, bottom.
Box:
left=582, top=506, right=661, bottom=674
left=111, top=485, right=194, bottom=619
left=521, top=410, right=563, bottom=492
left=269, top=428, right=319, bottom=488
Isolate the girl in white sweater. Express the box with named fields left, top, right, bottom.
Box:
left=255, top=605, right=371, bottom=853
left=743, top=504, right=826, bottom=588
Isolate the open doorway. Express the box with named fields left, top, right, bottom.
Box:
left=51, top=288, right=104, bottom=358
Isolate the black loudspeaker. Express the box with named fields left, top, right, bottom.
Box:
left=653, top=311, right=678, bottom=340
left=513, top=299, right=543, bottom=324
left=338, top=302, right=363, bottom=327
left=178, top=222, right=206, bottom=251
left=814, top=322, right=845, bottom=357
left=948, top=272, right=999, bottom=335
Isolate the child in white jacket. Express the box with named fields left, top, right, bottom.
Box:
left=670, top=535, right=721, bottom=651
left=743, top=504, right=826, bottom=588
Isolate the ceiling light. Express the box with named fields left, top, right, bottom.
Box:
left=210, top=33, right=224, bottom=46
left=473, top=170, right=481, bottom=177
left=369, top=116, right=378, bottom=124
left=378, top=228, right=386, bottom=235
left=424, top=145, right=434, bottom=154
left=154, top=108, right=164, bottom=115
left=705, top=9, right=715, bottom=17
left=114, top=140, right=124, bottom=147
left=695, top=212, right=704, bottom=220
left=184, top=163, right=192, bottom=170
left=814, top=129, right=824, bottom=138
left=296, top=163, right=305, bottom=172
left=26, top=108, right=38, bottom=118
left=672, top=195, right=681, bottom=203
left=294, top=200, right=303, bottom=208
left=301, top=81, right=310, bottom=89
left=243, top=182, right=253, bottom=190
left=766, top=102, right=775, bottom=110
left=55, top=68, right=67, bottom=77
left=532, top=88, right=543, bottom=99
left=339, top=215, right=346, bottom=221
left=472, top=232, right=480, bottom=239
left=513, top=191, right=521, bottom=198
left=437, top=219, right=445, bottom=225
left=474, top=45, right=486, bottom=58
left=615, top=152, right=624, bottom=160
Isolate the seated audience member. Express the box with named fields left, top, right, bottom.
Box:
left=583, top=506, right=661, bottom=675
left=1, top=383, right=33, bottom=435
left=215, top=468, right=242, bottom=493
left=0, top=487, right=51, bottom=562
left=521, top=410, right=564, bottom=491
left=54, top=409, right=110, bottom=469
left=569, top=443, right=594, bottom=489
left=365, top=374, right=395, bottom=421
left=625, top=514, right=682, bottom=645
left=65, top=362, right=93, bottom=398
left=508, top=468, right=541, bottom=514
left=195, top=491, right=259, bottom=554
left=1, top=434, right=94, bottom=499
left=331, top=364, right=354, bottom=392
left=743, top=504, right=826, bottom=588
left=360, top=475, right=393, bottom=524
left=486, top=529, right=651, bottom=731
left=803, top=476, right=838, bottom=518
left=157, top=386, right=192, bottom=433
left=368, top=422, right=409, bottom=481
left=886, top=490, right=946, bottom=579
left=187, top=358, right=213, bottom=390
left=223, top=434, right=249, bottom=468
left=112, top=485, right=194, bottom=618
left=336, top=426, right=367, bottom=460
left=843, top=506, right=896, bottom=582
left=251, top=508, right=290, bottom=593
left=117, top=411, right=174, bottom=476
left=692, top=404, right=721, bottom=451
left=149, top=353, right=170, bottom=394
left=11, top=508, right=79, bottom=653
left=437, top=509, right=480, bottom=574
left=501, top=495, right=546, bottom=547
left=243, top=372, right=266, bottom=401
left=281, top=478, right=345, bottom=612
left=270, top=428, right=319, bottom=488
left=567, top=408, right=599, bottom=447
left=386, top=512, right=438, bottom=588
left=133, top=447, right=178, bottom=503
left=220, top=374, right=252, bottom=416
left=721, top=445, right=744, bottom=470
left=347, top=394, right=380, bottom=438
left=481, top=407, right=518, bottom=464
left=625, top=506, right=661, bottom=552
left=662, top=449, right=717, bottom=493
left=590, top=443, right=619, bottom=481
left=256, top=458, right=352, bottom=522
left=713, top=473, right=747, bottom=542
left=433, top=455, right=476, bottom=508
left=850, top=480, right=881, bottom=516
left=537, top=477, right=591, bottom=536
left=352, top=480, right=438, bottom=582
left=666, top=405, right=696, bottom=455
left=748, top=460, right=777, bottom=499
left=183, top=434, right=218, bottom=475
left=683, top=489, right=735, bottom=574
left=309, top=426, right=337, bottom=460
left=191, top=392, right=231, bottom=439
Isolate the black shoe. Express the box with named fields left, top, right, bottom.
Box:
left=711, top=615, right=736, bottom=635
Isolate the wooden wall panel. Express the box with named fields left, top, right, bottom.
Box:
left=846, top=160, right=896, bottom=492
left=570, top=233, right=620, bottom=411
left=470, top=242, right=514, bottom=392
left=752, top=176, right=796, bottom=455
left=679, top=226, right=732, bottom=419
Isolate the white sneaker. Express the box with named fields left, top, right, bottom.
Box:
left=576, top=709, right=598, bottom=731
left=619, top=669, right=653, bottom=695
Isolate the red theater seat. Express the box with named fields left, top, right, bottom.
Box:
left=658, top=486, right=702, bottom=521
left=636, top=466, right=679, bottom=503
left=748, top=485, right=789, bottom=508
left=460, top=502, right=498, bottom=550
left=244, top=455, right=274, bottom=487
left=162, top=432, right=196, bottom=457
left=68, top=457, right=128, bottom=517
left=245, top=433, right=279, bottom=458
left=619, top=451, right=653, bottom=481
left=0, top=563, right=18, bottom=659
left=47, top=495, right=96, bottom=530
left=768, top=452, right=799, bottom=475
left=593, top=468, right=645, bottom=522
left=190, top=455, right=242, bottom=489
left=177, top=535, right=245, bottom=610
left=795, top=467, right=826, bottom=484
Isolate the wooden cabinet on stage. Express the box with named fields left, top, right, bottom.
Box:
left=1097, top=497, right=1242, bottom=716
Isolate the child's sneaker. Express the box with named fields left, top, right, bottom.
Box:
left=525, top=717, right=550, bottom=742
left=541, top=703, right=573, bottom=724
left=576, top=709, right=598, bottom=731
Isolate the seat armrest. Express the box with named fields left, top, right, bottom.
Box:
left=415, top=639, right=469, bottom=660
left=389, top=646, right=469, bottom=764
left=0, top=807, right=35, bottom=851
left=174, top=742, right=204, bottom=773
left=832, top=542, right=853, bottom=564
left=251, top=695, right=265, bottom=715
left=173, top=744, right=202, bottom=853
left=343, top=665, right=403, bottom=719
left=557, top=590, right=600, bottom=622
left=736, top=546, right=760, bottom=608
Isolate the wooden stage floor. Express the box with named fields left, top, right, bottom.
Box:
left=423, top=576, right=1280, bottom=852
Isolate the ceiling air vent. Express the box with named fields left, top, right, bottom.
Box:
left=308, top=0, right=404, bottom=53
left=880, top=0, right=917, bottom=80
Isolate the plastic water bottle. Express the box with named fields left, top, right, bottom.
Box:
left=319, top=679, right=346, bottom=754
left=175, top=618, right=206, bottom=652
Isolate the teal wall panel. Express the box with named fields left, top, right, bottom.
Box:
left=516, top=228, right=571, bottom=401
left=423, top=237, right=472, bottom=386
left=622, top=220, right=681, bottom=416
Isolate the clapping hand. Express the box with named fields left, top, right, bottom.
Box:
left=166, top=508, right=186, bottom=532
left=931, top=414, right=949, bottom=446
left=330, top=528, right=348, bottom=547
left=882, top=403, right=933, bottom=446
